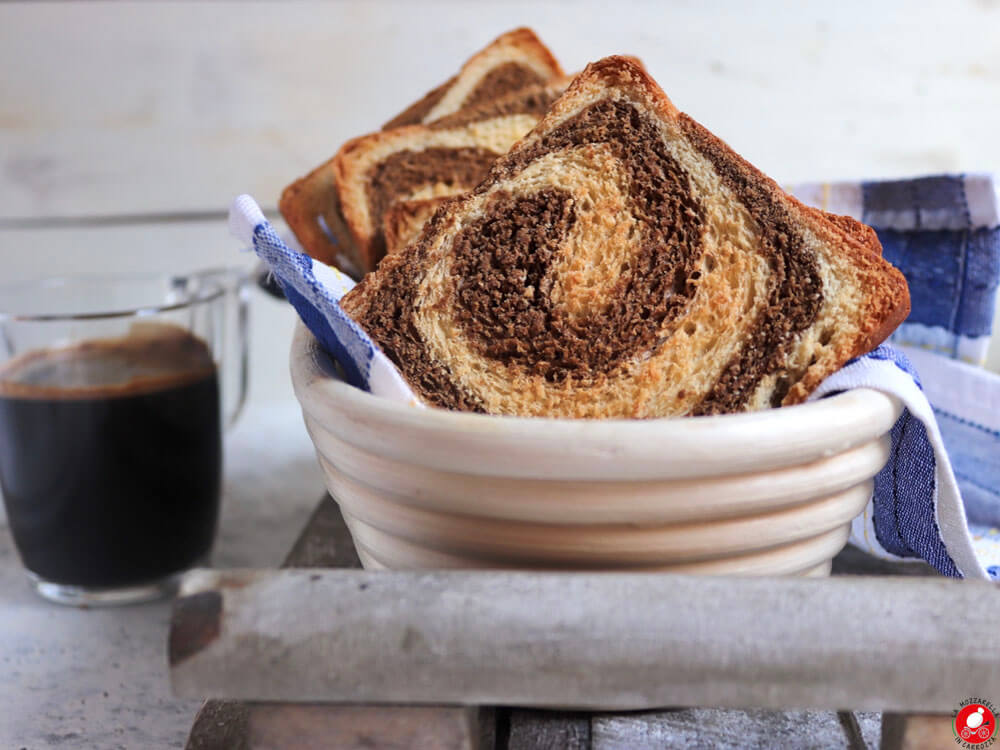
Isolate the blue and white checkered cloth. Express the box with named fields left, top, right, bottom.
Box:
left=231, top=173, right=1000, bottom=579
left=790, top=174, right=1000, bottom=577
left=790, top=174, right=1000, bottom=364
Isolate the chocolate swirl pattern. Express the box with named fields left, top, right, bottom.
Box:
left=282, top=82, right=565, bottom=276
left=342, top=57, right=910, bottom=418
left=382, top=29, right=562, bottom=129
left=280, top=28, right=565, bottom=275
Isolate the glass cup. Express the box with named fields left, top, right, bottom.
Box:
left=0, top=269, right=249, bottom=605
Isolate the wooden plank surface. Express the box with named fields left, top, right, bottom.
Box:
left=186, top=496, right=358, bottom=750
left=280, top=493, right=362, bottom=569
left=590, top=709, right=872, bottom=750
left=505, top=710, right=591, bottom=750
left=243, top=704, right=480, bottom=750
left=171, top=563, right=999, bottom=712
left=880, top=713, right=956, bottom=750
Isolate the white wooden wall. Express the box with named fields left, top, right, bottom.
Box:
left=2, top=0, right=999, bottom=388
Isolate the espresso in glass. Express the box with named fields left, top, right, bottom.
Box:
left=0, top=324, right=221, bottom=589
left=0, top=271, right=248, bottom=605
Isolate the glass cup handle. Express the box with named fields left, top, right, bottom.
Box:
left=186, top=268, right=250, bottom=430
left=226, top=273, right=250, bottom=429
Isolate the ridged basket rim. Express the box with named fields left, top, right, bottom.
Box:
left=290, top=322, right=902, bottom=481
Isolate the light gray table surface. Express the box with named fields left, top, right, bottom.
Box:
left=0, top=402, right=324, bottom=749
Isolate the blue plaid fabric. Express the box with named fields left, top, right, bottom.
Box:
left=818, top=347, right=961, bottom=576
left=793, top=174, right=1000, bottom=577
left=895, top=345, right=1000, bottom=575
left=813, top=345, right=988, bottom=579
left=940, top=410, right=1000, bottom=526
left=794, top=174, right=1000, bottom=364
left=228, top=195, right=415, bottom=404
left=878, top=228, right=999, bottom=344
left=254, top=221, right=374, bottom=390
left=232, top=176, right=1000, bottom=579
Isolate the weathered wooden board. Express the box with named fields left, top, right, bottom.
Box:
left=279, top=493, right=362, bottom=570
left=590, top=709, right=873, bottom=750
left=505, top=710, right=591, bottom=750
left=242, top=704, right=481, bottom=750
left=185, top=497, right=486, bottom=750
left=171, top=563, right=999, bottom=712
left=880, top=713, right=955, bottom=750
left=185, top=700, right=250, bottom=750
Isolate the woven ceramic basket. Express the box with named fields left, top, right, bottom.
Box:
left=291, top=323, right=902, bottom=576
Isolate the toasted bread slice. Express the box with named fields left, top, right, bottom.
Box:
left=383, top=197, right=450, bottom=255
left=284, top=80, right=566, bottom=274
left=279, top=161, right=365, bottom=276
left=341, top=56, right=910, bottom=418
left=280, top=29, right=564, bottom=275
left=381, top=27, right=563, bottom=129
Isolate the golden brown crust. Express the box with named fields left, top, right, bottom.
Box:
left=569, top=58, right=881, bottom=259
left=279, top=160, right=363, bottom=276
left=536, top=55, right=893, bottom=285
left=332, top=82, right=568, bottom=273
left=806, top=207, right=882, bottom=256
left=855, top=261, right=911, bottom=352
left=329, top=131, right=381, bottom=267
left=330, top=129, right=497, bottom=272
left=495, top=27, right=564, bottom=82
left=429, top=76, right=570, bottom=129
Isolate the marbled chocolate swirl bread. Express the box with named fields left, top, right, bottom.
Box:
left=279, top=28, right=564, bottom=276
left=340, top=57, right=910, bottom=418
left=383, top=197, right=450, bottom=255
left=382, top=27, right=563, bottom=130
left=328, top=81, right=567, bottom=274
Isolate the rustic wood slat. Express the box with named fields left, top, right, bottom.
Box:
left=181, top=497, right=977, bottom=749
left=505, top=710, right=591, bottom=750
left=280, top=494, right=362, bottom=569
left=880, top=713, right=956, bottom=750
left=171, top=566, right=999, bottom=712
left=244, top=704, right=480, bottom=750
left=186, top=700, right=250, bottom=750
left=831, top=545, right=938, bottom=577
left=838, top=710, right=872, bottom=750
left=184, top=498, right=897, bottom=749
left=185, top=496, right=485, bottom=749
left=590, top=709, right=868, bottom=750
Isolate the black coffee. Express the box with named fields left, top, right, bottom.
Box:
left=0, top=324, right=221, bottom=588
